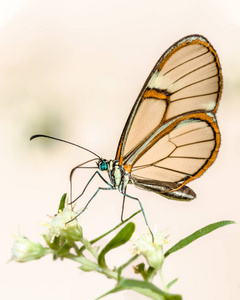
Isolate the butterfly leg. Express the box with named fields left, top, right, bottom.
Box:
left=120, top=191, right=154, bottom=241
left=120, top=194, right=126, bottom=222
left=70, top=171, right=112, bottom=205
left=120, top=186, right=128, bottom=222
left=67, top=186, right=114, bottom=223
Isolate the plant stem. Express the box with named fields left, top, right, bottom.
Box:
left=64, top=253, right=118, bottom=280
left=44, top=248, right=56, bottom=255
left=158, top=269, right=168, bottom=292
left=80, top=237, right=98, bottom=260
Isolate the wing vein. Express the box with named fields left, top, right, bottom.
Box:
left=171, top=74, right=220, bottom=95
left=177, top=138, right=215, bottom=148
left=167, top=61, right=216, bottom=89
left=171, top=91, right=218, bottom=103
left=153, top=165, right=192, bottom=176
left=170, top=155, right=209, bottom=159
left=170, top=125, right=209, bottom=139
left=161, top=49, right=210, bottom=77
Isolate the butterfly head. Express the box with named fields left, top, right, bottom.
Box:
left=97, top=159, right=108, bottom=171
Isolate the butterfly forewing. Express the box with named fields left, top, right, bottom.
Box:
left=115, top=35, right=222, bottom=198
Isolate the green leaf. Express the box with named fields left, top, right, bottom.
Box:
left=56, top=241, right=71, bottom=256
left=98, top=222, right=135, bottom=268
left=167, top=278, right=178, bottom=290
left=43, top=234, right=60, bottom=250
left=58, top=193, right=67, bottom=212
left=165, top=220, right=235, bottom=258
left=96, top=279, right=182, bottom=300
left=79, top=210, right=141, bottom=254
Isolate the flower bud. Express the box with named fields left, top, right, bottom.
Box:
left=11, top=235, right=45, bottom=262
left=44, top=208, right=83, bottom=243
left=131, top=230, right=168, bottom=270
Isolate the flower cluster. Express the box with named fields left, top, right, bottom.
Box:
left=10, top=191, right=233, bottom=299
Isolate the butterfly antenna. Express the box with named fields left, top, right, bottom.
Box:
left=30, top=134, right=101, bottom=158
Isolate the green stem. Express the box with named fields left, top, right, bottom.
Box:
left=118, top=254, right=139, bottom=280
left=158, top=269, right=168, bottom=292
left=72, top=242, right=80, bottom=255
left=64, top=253, right=118, bottom=280
left=79, top=237, right=98, bottom=260
left=44, top=248, right=56, bottom=255
left=146, top=267, right=157, bottom=283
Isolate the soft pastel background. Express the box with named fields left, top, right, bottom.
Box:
left=1, top=0, right=240, bottom=299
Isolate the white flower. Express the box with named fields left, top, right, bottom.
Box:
left=44, top=208, right=83, bottom=243
left=11, top=235, right=45, bottom=262
left=131, top=229, right=168, bottom=270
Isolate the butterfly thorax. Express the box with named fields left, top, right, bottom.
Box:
left=97, top=159, right=130, bottom=193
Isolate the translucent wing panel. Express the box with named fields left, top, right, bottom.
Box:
left=123, top=98, right=167, bottom=156
left=167, top=60, right=218, bottom=92
left=147, top=43, right=221, bottom=122
left=170, top=121, right=214, bottom=145
left=131, top=114, right=220, bottom=185
left=116, top=35, right=222, bottom=165
left=159, top=44, right=209, bottom=75
left=155, top=157, right=206, bottom=176
left=132, top=166, right=186, bottom=182
left=131, top=135, right=175, bottom=166
left=148, top=46, right=215, bottom=91
left=172, top=140, right=215, bottom=158
left=167, top=94, right=217, bottom=117
left=170, top=77, right=218, bottom=100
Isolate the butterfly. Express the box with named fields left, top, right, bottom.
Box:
left=31, top=34, right=222, bottom=236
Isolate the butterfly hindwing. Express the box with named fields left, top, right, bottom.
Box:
left=130, top=112, right=220, bottom=188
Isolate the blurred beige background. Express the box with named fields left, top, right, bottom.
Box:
left=1, top=0, right=240, bottom=299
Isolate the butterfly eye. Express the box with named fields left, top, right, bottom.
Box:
left=99, top=161, right=108, bottom=171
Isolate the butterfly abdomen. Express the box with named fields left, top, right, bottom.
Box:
left=132, top=176, right=196, bottom=201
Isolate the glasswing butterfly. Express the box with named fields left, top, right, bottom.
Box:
left=31, top=34, right=222, bottom=237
